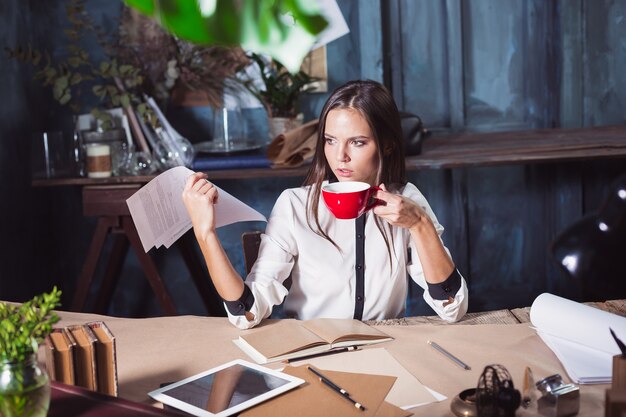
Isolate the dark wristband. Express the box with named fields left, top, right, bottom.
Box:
left=427, top=269, right=462, bottom=300
left=224, top=284, right=255, bottom=316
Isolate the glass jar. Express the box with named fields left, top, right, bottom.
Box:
left=0, top=354, right=51, bottom=417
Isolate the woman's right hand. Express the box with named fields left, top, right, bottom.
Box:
left=182, top=172, right=219, bottom=241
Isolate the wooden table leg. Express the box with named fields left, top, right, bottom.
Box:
left=72, top=216, right=118, bottom=312
left=122, top=216, right=177, bottom=315
left=93, top=233, right=129, bottom=314
left=178, top=231, right=226, bottom=317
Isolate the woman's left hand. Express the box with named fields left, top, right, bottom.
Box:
left=372, top=184, right=430, bottom=231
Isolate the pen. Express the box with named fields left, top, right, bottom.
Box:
left=286, top=346, right=360, bottom=363
left=427, top=340, right=471, bottom=370
left=306, top=366, right=366, bottom=411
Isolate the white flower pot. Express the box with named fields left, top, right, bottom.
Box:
left=268, top=114, right=304, bottom=141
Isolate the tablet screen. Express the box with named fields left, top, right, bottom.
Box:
left=149, top=359, right=304, bottom=417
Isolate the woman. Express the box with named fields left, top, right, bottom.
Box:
left=183, top=80, right=468, bottom=329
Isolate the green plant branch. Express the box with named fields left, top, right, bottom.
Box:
left=243, top=52, right=318, bottom=118
left=0, top=288, right=61, bottom=363
left=5, top=0, right=150, bottom=115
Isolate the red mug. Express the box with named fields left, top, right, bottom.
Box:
left=322, top=181, right=382, bottom=219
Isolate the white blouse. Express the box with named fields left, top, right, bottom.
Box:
left=227, top=182, right=468, bottom=329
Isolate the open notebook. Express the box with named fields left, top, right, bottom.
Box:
left=530, top=293, right=626, bottom=384
left=234, top=319, right=393, bottom=364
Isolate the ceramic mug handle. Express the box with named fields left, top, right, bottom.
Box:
left=365, top=186, right=383, bottom=211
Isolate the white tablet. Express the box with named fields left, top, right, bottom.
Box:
left=148, top=359, right=304, bottom=417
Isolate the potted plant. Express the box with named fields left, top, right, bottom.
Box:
left=245, top=53, right=318, bottom=139
left=0, top=288, right=61, bottom=417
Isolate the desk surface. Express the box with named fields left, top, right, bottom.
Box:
left=32, top=124, right=626, bottom=186
left=45, top=302, right=623, bottom=417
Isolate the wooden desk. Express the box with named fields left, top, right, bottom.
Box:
left=46, top=304, right=623, bottom=417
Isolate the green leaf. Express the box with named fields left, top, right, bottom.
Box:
left=99, top=61, right=111, bottom=74
left=106, top=85, right=118, bottom=97
left=70, top=72, right=82, bottom=85
left=119, top=64, right=133, bottom=75
left=123, top=0, right=155, bottom=15
left=120, top=94, right=131, bottom=108
left=53, top=76, right=70, bottom=101
left=31, top=49, right=42, bottom=66
left=67, top=56, right=82, bottom=68
left=123, top=0, right=328, bottom=73
left=92, top=85, right=105, bottom=98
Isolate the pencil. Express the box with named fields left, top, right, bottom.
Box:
left=286, top=346, right=360, bottom=363
left=306, top=366, right=366, bottom=411
left=427, top=340, right=471, bottom=370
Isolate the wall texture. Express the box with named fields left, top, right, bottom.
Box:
left=0, top=0, right=624, bottom=317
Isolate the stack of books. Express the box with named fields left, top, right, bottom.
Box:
left=45, top=321, right=118, bottom=396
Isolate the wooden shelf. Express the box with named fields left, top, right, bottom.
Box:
left=407, top=124, right=626, bottom=169
left=31, top=124, right=626, bottom=187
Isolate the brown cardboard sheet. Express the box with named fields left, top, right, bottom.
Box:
left=239, top=365, right=408, bottom=417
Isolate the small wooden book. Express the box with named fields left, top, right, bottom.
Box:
left=46, top=328, right=77, bottom=385
left=235, top=318, right=393, bottom=364
left=67, top=325, right=98, bottom=391
left=87, top=321, right=119, bottom=397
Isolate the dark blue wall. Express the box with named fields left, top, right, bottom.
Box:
left=1, top=0, right=624, bottom=317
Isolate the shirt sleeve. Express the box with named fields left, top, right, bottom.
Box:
left=403, top=183, right=469, bottom=322
left=226, top=190, right=296, bottom=329
left=426, top=269, right=463, bottom=300
left=223, top=284, right=255, bottom=316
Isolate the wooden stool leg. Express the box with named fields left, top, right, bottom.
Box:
left=94, top=234, right=129, bottom=314
left=72, top=217, right=116, bottom=312
left=178, top=231, right=226, bottom=316
left=122, top=216, right=177, bottom=315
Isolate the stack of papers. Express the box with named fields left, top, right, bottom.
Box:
left=530, top=292, right=626, bottom=384
left=126, top=166, right=266, bottom=252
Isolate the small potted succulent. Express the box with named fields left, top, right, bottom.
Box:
left=0, top=288, right=61, bottom=417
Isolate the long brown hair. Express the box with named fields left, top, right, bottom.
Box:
left=303, top=80, right=407, bottom=248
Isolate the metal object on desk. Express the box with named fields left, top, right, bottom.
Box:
left=450, top=388, right=478, bottom=417
left=475, top=364, right=521, bottom=417
left=536, top=374, right=580, bottom=417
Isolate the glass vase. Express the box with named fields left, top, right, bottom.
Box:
left=0, top=354, right=51, bottom=417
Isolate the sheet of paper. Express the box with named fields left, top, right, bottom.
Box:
left=537, top=331, right=613, bottom=384
left=126, top=166, right=266, bottom=252
left=288, top=347, right=441, bottom=409
left=530, top=292, right=626, bottom=384
left=311, top=0, right=350, bottom=49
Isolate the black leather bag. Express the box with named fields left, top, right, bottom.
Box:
left=400, top=111, right=430, bottom=156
